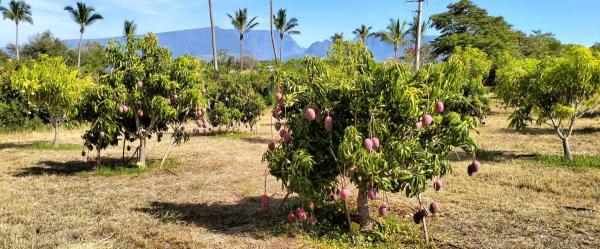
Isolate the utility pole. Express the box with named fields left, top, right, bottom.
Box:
left=413, top=0, right=425, bottom=71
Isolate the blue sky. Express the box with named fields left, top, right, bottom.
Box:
left=1, top=0, right=599, bottom=48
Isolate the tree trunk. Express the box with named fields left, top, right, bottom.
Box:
left=414, top=0, right=423, bottom=71
left=78, top=31, right=83, bottom=68
left=208, top=0, right=218, bottom=70
left=279, top=36, right=284, bottom=63
left=15, top=23, right=19, bottom=61
left=53, top=121, right=60, bottom=147
left=240, top=39, right=244, bottom=70
left=269, top=0, right=278, bottom=62
left=562, top=137, right=573, bottom=160
left=357, top=189, right=373, bottom=230
left=96, top=147, right=101, bottom=166
left=138, top=136, right=147, bottom=168
left=122, top=138, right=126, bottom=160
left=393, top=45, right=398, bottom=63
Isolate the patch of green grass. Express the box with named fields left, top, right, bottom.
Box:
left=31, top=141, right=80, bottom=151
left=214, top=131, right=252, bottom=139
left=307, top=216, right=424, bottom=249
left=96, top=157, right=181, bottom=176
left=264, top=201, right=424, bottom=248
left=537, top=154, right=600, bottom=169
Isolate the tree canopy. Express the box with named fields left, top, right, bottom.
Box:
left=429, top=0, right=522, bottom=59
left=11, top=55, right=93, bottom=145
left=496, top=46, right=600, bottom=159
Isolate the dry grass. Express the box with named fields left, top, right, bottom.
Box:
left=0, top=105, right=599, bottom=249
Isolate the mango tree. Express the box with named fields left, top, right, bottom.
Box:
left=206, top=73, right=266, bottom=132
left=496, top=46, right=600, bottom=160
left=263, top=41, right=483, bottom=241
left=82, top=34, right=206, bottom=167
left=11, top=55, right=93, bottom=146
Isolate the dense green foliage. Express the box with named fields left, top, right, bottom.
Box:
left=430, top=0, right=522, bottom=59
left=11, top=56, right=93, bottom=145
left=80, top=34, right=206, bottom=166
left=0, top=61, right=46, bottom=129
left=263, top=41, right=482, bottom=230
left=496, top=46, right=600, bottom=159
left=206, top=72, right=269, bottom=131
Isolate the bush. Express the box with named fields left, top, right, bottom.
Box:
left=79, top=34, right=207, bottom=167
left=263, top=41, right=481, bottom=238
left=0, top=61, right=47, bottom=130
left=206, top=72, right=268, bottom=132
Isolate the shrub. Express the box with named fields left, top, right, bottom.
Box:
left=80, top=34, right=206, bottom=167
left=496, top=46, right=600, bottom=160
left=206, top=72, right=267, bottom=132
left=11, top=56, right=93, bottom=146
left=263, top=41, right=481, bottom=239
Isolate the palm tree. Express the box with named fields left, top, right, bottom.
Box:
left=352, top=24, right=373, bottom=43
left=269, top=0, right=277, bottom=63
left=1, top=0, right=33, bottom=61
left=273, top=9, right=300, bottom=63
left=208, top=0, right=218, bottom=70
left=124, top=20, right=137, bottom=36
left=64, top=2, right=103, bottom=68
left=227, top=8, right=259, bottom=70
left=375, top=18, right=409, bottom=63
left=331, top=33, right=344, bottom=43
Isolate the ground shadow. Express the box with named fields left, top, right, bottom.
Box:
left=12, top=158, right=127, bottom=177
left=0, top=141, right=44, bottom=150
left=136, top=196, right=301, bottom=239
left=448, top=149, right=537, bottom=163
left=240, top=136, right=272, bottom=144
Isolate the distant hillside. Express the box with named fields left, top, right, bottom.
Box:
left=64, top=27, right=435, bottom=61
left=64, top=27, right=305, bottom=61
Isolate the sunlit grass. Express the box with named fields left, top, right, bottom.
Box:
left=31, top=141, right=80, bottom=151
left=537, top=154, right=600, bottom=169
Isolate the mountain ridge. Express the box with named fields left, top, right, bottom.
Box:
left=63, top=27, right=435, bottom=61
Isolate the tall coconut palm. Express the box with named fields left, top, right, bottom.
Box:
left=227, top=8, right=259, bottom=70
left=375, top=18, right=409, bottom=63
left=352, top=24, right=373, bottom=43
left=273, top=9, right=300, bottom=63
left=1, top=0, right=33, bottom=61
left=124, top=20, right=137, bottom=36
left=208, top=0, right=218, bottom=70
left=331, top=33, right=344, bottom=43
left=64, top=2, right=103, bottom=68
left=269, top=0, right=277, bottom=63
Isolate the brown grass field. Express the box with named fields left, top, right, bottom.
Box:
left=0, top=104, right=599, bottom=249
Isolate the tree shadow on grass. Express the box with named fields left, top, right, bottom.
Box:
left=0, top=141, right=44, bottom=150
left=448, top=149, right=537, bottom=163
left=136, top=196, right=301, bottom=239
left=12, top=158, right=126, bottom=177
left=239, top=136, right=272, bottom=145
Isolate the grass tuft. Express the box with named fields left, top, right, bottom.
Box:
left=31, top=141, right=80, bottom=151
left=537, top=154, right=600, bottom=169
